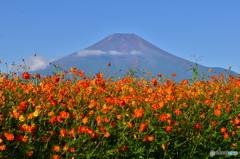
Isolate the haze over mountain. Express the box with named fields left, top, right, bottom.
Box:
left=31, top=33, right=238, bottom=81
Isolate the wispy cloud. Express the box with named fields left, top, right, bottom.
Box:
left=130, top=50, right=142, bottom=55
left=75, top=49, right=141, bottom=56
left=109, top=50, right=124, bottom=55
left=76, top=50, right=107, bottom=56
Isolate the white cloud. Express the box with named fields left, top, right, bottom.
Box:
left=24, top=56, right=50, bottom=71
left=76, top=50, right=107, bottom=56
left=109, top=50, right=124, bottom=55
left=130, top=50, right=142, bottom=55
left=74, top=49, right=141, bottom=57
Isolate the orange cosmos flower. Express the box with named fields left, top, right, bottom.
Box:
left=59, top=111, right=70, bottom=119
left=159, top=113, right=170, bottom=122
left=165, top=126, right=172, bottom=133
left=166, top=119, right=172, bottom=125
left=13, top=111, right=20, bottom=118
left=53, top=76, right=60, bottom=82
left=127, top=122, right=133, bottom=128
left=211, top=121, right=217, bottom=127
left=193, top=123, right=202, bottom=129
left=104, top=132, right=111, bottom=138
left=78, top=126, right=88, bottom=134
left=151, top=103, right=159, bottom=110
left=147, top=135, right=155, bottom=141
left=220, top=127, right=227, bottom=133
left=48, top=112, right=54, bottom=116
left=22, top=72, right=31, bottom=80
left=151, top=78, right=158, bottom=86
left=21, top=136, right=29, bottom=143
left=70, top=67, right=77, bottom=72
left=4, top=132, right=14, bottom=141
left=49, top=131, right=55, bottom=135
left=27, top=150, right=34, bottom=156
left=139, top=123, right=147, bottom=132
left=116, top=115, right=122, bottom=120
left=223, top=133, right=229, bottom=139
left=147, top=72, right=151, bottom=74
left=174, top=108, right=182, bottom=115
left=181, top=79, right=188, bottom=85
left=99, top=127, right=106, bottom=132
left=233, top=118, right=240, bottom=125
left=171, top=73, right=176, bottom=77
left=63, top=146, right=69, bottom=151
left=173, top=122, right=179, bottom=126
left=82, top=117, right=89, bottom=124
left=52, top=155, right=61, bottom=159
left=59, top=129, right=68, bottom=137
left=104, top=117, right=110, bottom=123
left=53, top=146, right=61, bottom=152
left=214, top=109, right=221, bottom=116
left=68, top=147, right=75, bottom=153
left=134, top=108, right=144, bottom=118
left=159, top=101, right=165, bottom=108
left=231, top=131, right=236, bottom=136
left=205, top=99, right=211, bottom=105
left=0, top=145, right=6, bottom=151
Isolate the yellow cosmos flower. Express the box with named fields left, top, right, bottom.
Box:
left=19, top=115, right=26, bottom=122
left=33, top=110, right=41, bottom=117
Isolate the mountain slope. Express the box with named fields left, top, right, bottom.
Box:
left=31, top=33, right=238, bottom=81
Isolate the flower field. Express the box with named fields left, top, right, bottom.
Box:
left=0, top=67, right=240, bottom=158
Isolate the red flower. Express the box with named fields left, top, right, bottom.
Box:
left=121, top=145, right=128, bottom=151
left=22, top=72, right=31, bottom=80
left=53, top=76, right=60, bottom=82
left=35, top=74, right=41, bottom=79
left=18, top=101, right=28, bottom=110
left=4, top=132, right=14, bottom=141
left=193, top=123, right=202, bottom=129
left=223, top=133, right=229, bottom=139
left=171, top=73, right=176, bottom=77
left=49, top=116, right=58, bottom=124
left=165, top=126, right=172, bottom=133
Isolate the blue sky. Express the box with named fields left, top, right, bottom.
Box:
left=1, top=0, right=240, bottom=74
